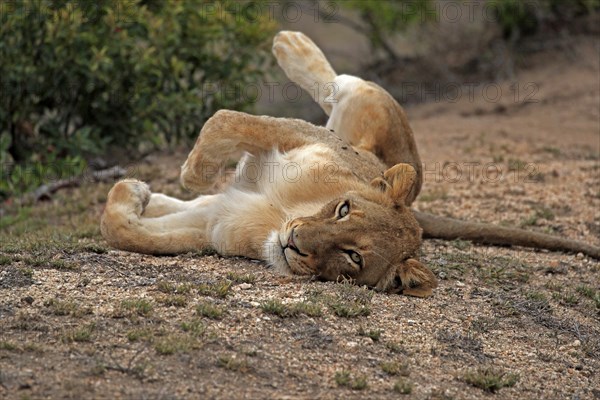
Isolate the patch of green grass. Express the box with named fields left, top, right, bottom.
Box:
left=126, top=328, right=153, bottom=342
left=450, top=239, right=471, bottom=250
left=19, top=267, right=34, bottom=279
left=118, top=299, right=154, bottom=317
left=260, top=299, right=293, bottom=317
left=576, top=285, right=595, bottom=299
left=526, top=291, right=548, bottom=302
left=197, top=280, right=232, bottom=298
left=463, top=367, right=519, bottom=393
left=154, top=335, right=193, bottom=355
left=507, top=158, right=527, bottom=172
left=386, top=341, right=406, bottom=354
left=520, top=207, right=555, bottom=227
left=0, top=341, right=18, bottom=351
left=196, top=301, right=224, bottom=319
left=293, top=301, right=323, bottom=317
left=23, top=256, right=78, bottom=271
left=62, top=323, right=95, bottom=343
left=158, top=295, right=187, bottom=307
left=81, top=243, right=108, bottom=254
left=181, top=319, right=206, bottom=337
left=217, top=355, right=251, bottom=373
left=334, top=370, right=368, bottom=390
left=393, top=378, right=413, bottom=394
left=358, top=326, right=382, bottom=342
left=381, top=361, right=409, bottom=376
left=188, top=248, right=219, bottom=257
left=541, top=146, right=561, bottom=156
left=44, top=298, right=90, bottom=317
left=0, top=255, right=13, bottom=265
left=334, top=370, right=351, bottom=386
left=260, top=299, right=323, bottom=318
left=156, top=280, right=192, bottom=295
left=351, top=376, right=368, bottom=390
left=330, top=302, right=371, bottom=318
left=327, top=282, right=373, bottom=318
left=477, top=257, right=530, bottom=284
left=226, top=272, right=256, bottom=284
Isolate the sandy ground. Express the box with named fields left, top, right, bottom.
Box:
left=0, top=38, right=599, bottom=399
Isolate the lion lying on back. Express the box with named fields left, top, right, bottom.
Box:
left=101, top=31, right=599, bottom=298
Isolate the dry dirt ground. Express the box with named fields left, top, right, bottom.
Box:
left=1, top=40, right=599, bottom=399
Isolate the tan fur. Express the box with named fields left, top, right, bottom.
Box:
left=101, top=31, right=437, bottom=296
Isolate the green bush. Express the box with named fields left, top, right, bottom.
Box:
left=0, top=0, right=275, bottom=198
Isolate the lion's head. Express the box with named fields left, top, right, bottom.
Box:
left=265, top=164, right=438, bottom=297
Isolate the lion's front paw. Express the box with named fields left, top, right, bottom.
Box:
left=106, top=179, right=151, bottom=216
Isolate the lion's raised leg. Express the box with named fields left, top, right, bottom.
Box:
left=179, top=110, right=327, bottom=193
left=272, top=31, right=338, bottom=115
left=272, top=31, right=422, bottom=204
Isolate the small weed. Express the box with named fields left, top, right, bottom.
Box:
left=393, top=378, right=413, bottom=394
left=351, top=376, right=368, bottom=390
left=197, top=280, right=232, bottom=298
left=62, top=323, right=95, bottom=343
left=226, top=272, right=256, bottom=284
left=82, top=243, right=107, bottom=254
left=189, top=248, right=219, bottom=257
left=260, top=299, right=323, bottom=318
left=0, top=255, right=13, bottom=265
left=381, top=361, right=409, bottom=376
left=0, top=341, right=18, bottom=351
left=181, top=319, right=206, bottom=337
left=261, top=299, right=294, bottom=317
left=358, top=326, right=382, bottom=342
left=576, top=285, right=595, bottom=299
left=24, top=256, right=77, bottom=271
left=154, top=335, right=193, bottom=355
left=19, top=267, right=34, bottom=279
left=464, top=367, right=519, bottom=392
left=334, top=370, right=351, bottom=386
left=157, top=281, right=192, bottom=294
left=334, top=370, right=368, bottom=390
left=293, top=301, right=323, bottom=317
left=507, top=158, right=527, bottom=171
left=471, top=317, right=499, bottom=333
left=118, top=299, right=154, bottom=317
left=542, top=146, right=561, bottom=156
left=450, top=239, right=471, bottom=250
left=217, top=355, right=251, bottom=373
left=156, top=280, right=175, bottom=293
left=386, top=341, right=406, bottom=354
left=526, top=291, right=548, bottom=302
left=127, top=328, right=153, bottom=342
left=44, top=299, right=90, bottom=317
left=520, top=207, right=555, bottom=227
left=196, top=301, right=224, bottom=319
left=158, top=295, right=187, bottom=307
left=330, top=302, right=370, bottom=318
left=561, top=292, right=579, bottom=306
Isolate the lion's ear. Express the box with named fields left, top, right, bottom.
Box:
left=370, top=163, right=417, bottom=207
left=396, top=259, right=438, bottom=297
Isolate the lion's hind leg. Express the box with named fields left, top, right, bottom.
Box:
left=272, top=31, right=337, bottom=115
left=101, top=180, right=211, bottom=255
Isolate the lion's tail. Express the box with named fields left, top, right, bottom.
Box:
left=414, top=211, right=600, bottom=259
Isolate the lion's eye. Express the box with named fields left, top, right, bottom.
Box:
left=337, top=201, right=350, bottom=218
left=347, top=250, right=363, bottom=266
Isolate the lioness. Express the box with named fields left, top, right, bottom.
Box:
left=101, top=31, right=599, bottom=297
